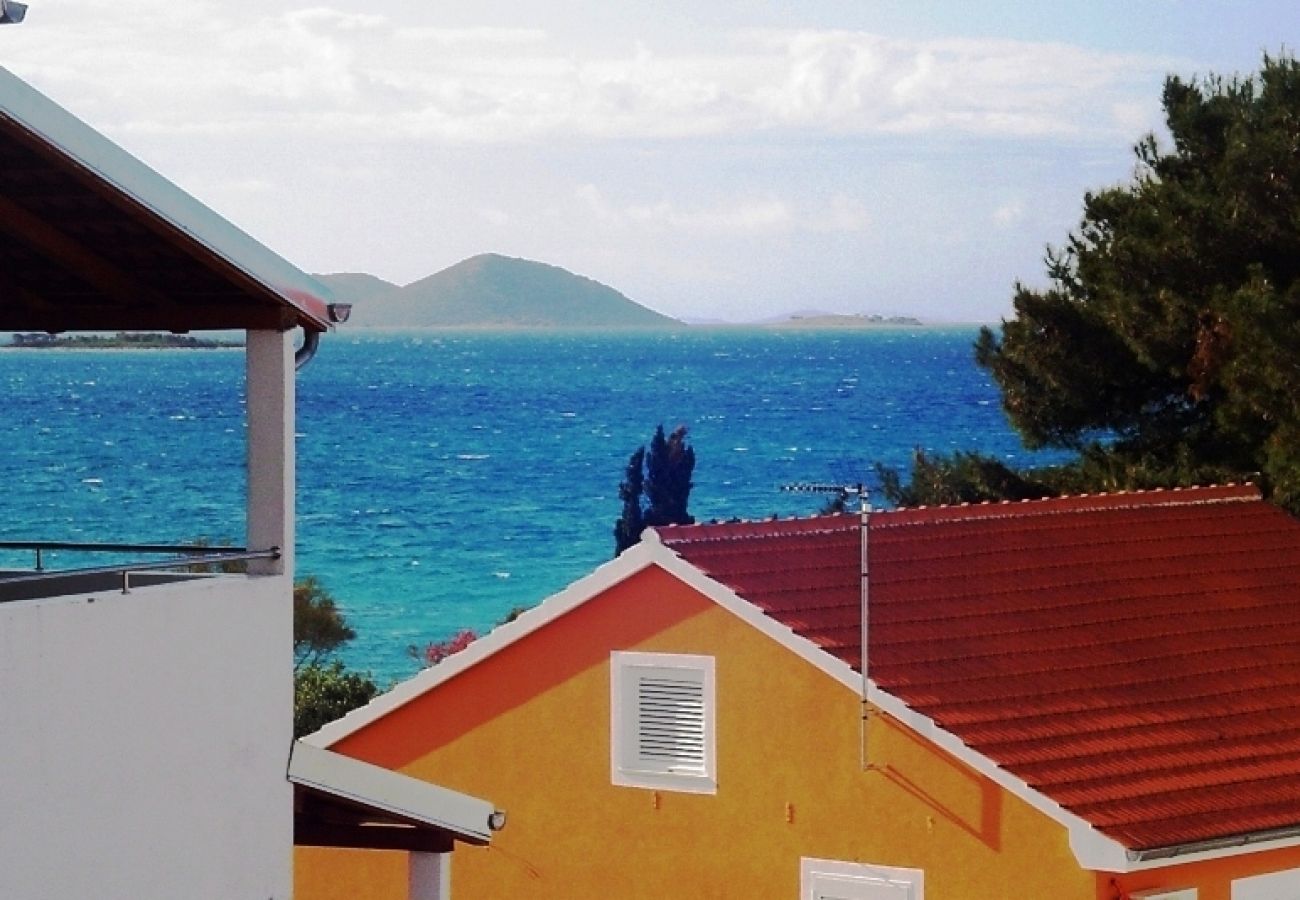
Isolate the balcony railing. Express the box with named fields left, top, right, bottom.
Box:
left=0, top=541, right=280, bottom=600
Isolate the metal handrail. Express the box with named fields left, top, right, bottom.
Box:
left=0, top=540, right=240, bottom=554
left=0, top=540, right=258, bottom=573
left=0, top=547, right=280, bottom=594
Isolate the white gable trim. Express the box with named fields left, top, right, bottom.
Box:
left=306, top=532, right=1300, bottom=873
left=305, top=540, right=668, bottom=748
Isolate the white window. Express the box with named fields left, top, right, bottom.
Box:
left=1233, top=868, right=1300, bottom=900
left=801, top=858, right=923, bottom=900
left=1131, top=890, right=1197, bottom=900
left=610, top=651, right=715, bottom=794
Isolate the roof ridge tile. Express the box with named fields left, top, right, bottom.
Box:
left=873, top=482, right=1261, bottom=528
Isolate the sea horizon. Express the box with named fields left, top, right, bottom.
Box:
left=1, top=327, right=1039, bottom=683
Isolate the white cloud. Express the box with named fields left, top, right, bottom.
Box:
left=5, top=10, right=1170, bottom=146
left=575, top=185, right=868, bottom=236
left=992, top=201, right=1026, bottom=227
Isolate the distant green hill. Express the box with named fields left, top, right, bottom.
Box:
left=323, top=254, right=677, bottom=329
left=315, top=272, right=400, bottom=305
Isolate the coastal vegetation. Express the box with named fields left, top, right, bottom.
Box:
left=292, top=577, right=377, bottom=738
left=8, top=332, right=239, bottom=349
left=884, top=54, right=1300, bottom=515
left=293, top=660, right=378, bottom=739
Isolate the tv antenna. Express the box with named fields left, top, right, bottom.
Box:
left=780, top=479, right=877, bottom=770
left=780, top=481, right=869, bottom=513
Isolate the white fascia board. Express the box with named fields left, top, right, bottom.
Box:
left=0, top=66, right=333, bottom=329
left=305, top=541, right=668, bottom=748
left=1117, top=833, right=1300, bottom=874
left=289, top=741, right=497, bottom=844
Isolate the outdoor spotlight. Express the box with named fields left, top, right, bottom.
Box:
left=0, top=1, right=28, bottom=24
left=327, top=302, right=352, bottom=324
left=488, top=809, right=507, bottom=832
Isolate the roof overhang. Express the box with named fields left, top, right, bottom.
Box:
left=289, top=741, right=503, bottom=852
left=0, top=66, right=336, bottom=333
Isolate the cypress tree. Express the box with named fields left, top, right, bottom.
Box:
left=644, top=425, right=695, bottom=528
left=613, top=446, right=646, bottom=555
left=613, top=425, right=695, bottom=555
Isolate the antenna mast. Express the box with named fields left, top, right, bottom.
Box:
left=781, top=481, right=875, bottom=770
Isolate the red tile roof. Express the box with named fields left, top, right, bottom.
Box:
left=657, top=484, right=1300, bottom=853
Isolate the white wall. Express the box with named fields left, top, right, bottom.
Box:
left=1233, top=868, right=1300, bottom=900
left=0, top=574, right=293, bottom=900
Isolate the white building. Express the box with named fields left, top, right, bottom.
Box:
left=0, top=66, right=499, bottom=900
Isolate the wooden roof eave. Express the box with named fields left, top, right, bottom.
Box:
left=0, top=66, right=334, bottom=333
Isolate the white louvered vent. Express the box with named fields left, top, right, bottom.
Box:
left=611, top=651, right=716, bottom=794
left=635, top=675, right=706, bottom=771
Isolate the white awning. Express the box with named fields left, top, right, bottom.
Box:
left=289, top=741, right=503, bottom=852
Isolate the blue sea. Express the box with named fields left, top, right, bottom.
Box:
left=0, top=328, right=1042, bottom=683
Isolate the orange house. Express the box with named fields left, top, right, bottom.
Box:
left=299, top=484, right=1300, bottom=899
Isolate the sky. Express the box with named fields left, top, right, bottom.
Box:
left=2, top=1, right=1294, bottom=322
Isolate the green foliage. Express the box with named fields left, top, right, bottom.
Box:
left=293, top=576, right=355, bottom=671
left=875, top=451, right=1056, bottom=508
left=290, top=576, right=375, bottom=737
left=614, top=424, right=695, bottom=555
left=293, top=660, right=378, bottom=738
left=889, top=55, right=1300, bottom=513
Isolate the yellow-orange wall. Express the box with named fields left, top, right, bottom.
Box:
left=295, top=564, right=1300, bottom=899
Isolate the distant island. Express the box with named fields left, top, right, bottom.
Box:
left=769, top=313, right=923, bottom=329
left=8, top=332, right=241, bottom=349
left=317, top=253, right=932, bottom=330
left=318, top=253, right=679, bottom=329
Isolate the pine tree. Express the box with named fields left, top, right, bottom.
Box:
left=885, top=54, right=1300, bottom=514
left=978, top=54, right=1300, bottom=510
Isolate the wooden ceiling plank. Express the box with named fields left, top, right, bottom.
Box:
left=0, top=304, right=289, bottom=333
left=0, top=191, right=175, bottom=313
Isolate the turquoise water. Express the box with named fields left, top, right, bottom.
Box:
left=0, top=328, right=1041, bottom=682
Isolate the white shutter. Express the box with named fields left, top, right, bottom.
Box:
left=635, top=673, right=706, bottom=772
left=802, top=859, right=923, bottom=900
left=611, top=652, right=716, bottom=794
left=813, top=876, right=915, bottom=900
